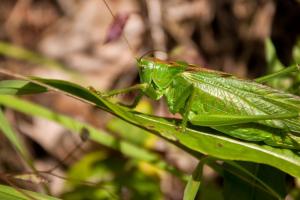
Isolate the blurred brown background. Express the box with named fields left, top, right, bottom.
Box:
left=0, top=0, right=300, bottom=199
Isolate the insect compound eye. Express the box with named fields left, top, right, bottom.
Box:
left=139, top=64, right=148, bottom=71
left=139, top=65, right=144, bottom=71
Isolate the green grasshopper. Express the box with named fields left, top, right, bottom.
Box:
left=97, top=0, right=300, bottom=149
left=98, top=57, right=300, bottom=149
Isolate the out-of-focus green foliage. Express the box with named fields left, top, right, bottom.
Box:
left=0, top=41, right=64, bottom=70
left=265, top=38, right=300, bottom=95
left=0, top=107, right=29, bottom=159
left=63, top=151, right=162, bottom=200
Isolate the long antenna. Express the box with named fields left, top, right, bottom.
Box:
left=102, top=0, right=136, bottom=57
left=138, top=49, right=166, bottom=61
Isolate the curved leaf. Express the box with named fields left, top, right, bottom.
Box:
left=0, top=80, right=46, bottom=95
left=1, top=78, right=300, bottom=178
left=0, top=107, right=29, bottom=159
left=0, top=184, right=59, bottom=200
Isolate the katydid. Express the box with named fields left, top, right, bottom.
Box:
left=96, top=57, right=300, bottom=149
left=98, top=0, right=300, bottom=149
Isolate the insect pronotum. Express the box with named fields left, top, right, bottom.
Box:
left=100, top=0, right=300, bottom=149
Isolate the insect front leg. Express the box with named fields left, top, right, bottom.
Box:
left=88, top=83, right=148, bottom=108
left=101, top=83, right=148, bottom=97
left=126, top=92, right=143, bottom=108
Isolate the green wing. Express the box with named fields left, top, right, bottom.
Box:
left=182, top=71, right=300, bottom=133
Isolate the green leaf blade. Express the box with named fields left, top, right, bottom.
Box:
left=0, top=107, right=29, bottom=160
left=0, top=184, right=60, bottom=200
left=1, top=77, right=300, bottom=178
left=0, top=80, right=47, bottom=95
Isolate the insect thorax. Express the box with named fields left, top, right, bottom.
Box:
left=137, top=57, right=188, bottom=104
